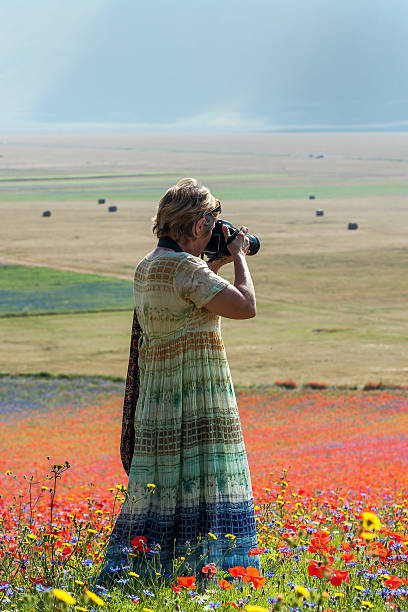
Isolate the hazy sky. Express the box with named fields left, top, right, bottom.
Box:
left=2, top=0, right=408, bottom=132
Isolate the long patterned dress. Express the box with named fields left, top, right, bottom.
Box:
left=97, top=251, right=260, bottom=583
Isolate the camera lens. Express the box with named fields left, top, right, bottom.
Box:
left=248, top=234, right=260, bottom=256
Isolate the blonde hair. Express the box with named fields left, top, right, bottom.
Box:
left=152, top=178, right=217, bottom=241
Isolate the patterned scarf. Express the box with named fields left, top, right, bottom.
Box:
left=120, top=308, right=141, bottom=475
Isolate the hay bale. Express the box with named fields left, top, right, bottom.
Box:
left=348, top=222, right=358, bottom=230
left=98, top=199, right=105, bottom=204
left=108, top=205, right=117, bottom=213
left=315, top=208, right=324, bottom=216
left=42, top=210, right=51, bottom=217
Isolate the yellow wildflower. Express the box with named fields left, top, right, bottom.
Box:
left=75, top=608, right=88, bottom=612
left=87, top=529, right=98, bottom=534
left=360, top=531, right=376, bottom=541
left=245, top=606, right=269, bottom=612
left=84, top=589, right=105, bottom=606
left=75, top=580, right=85, bottom=586
left=295, top=586, right=310, bottom=598
left=208, top=532, right=217, bottom=540
left=4, top=470, right=12, bottom=476
left=362, top=602, right=374, bottom=608
left=129, top=571, right=139, bottom=577
left=355, top=585, right=364, bottom=591
left=27, top=534, right=37, bottom=540
left=362, top=511, right=381, bottom=532
left=147, top=483, right=156, bottom=490
left=225, top=534, right=236, bottom=540
left=52, top=589, right=76, bottom=605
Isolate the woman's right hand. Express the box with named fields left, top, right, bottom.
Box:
left=206, top=224, right=256, bottom=319
left=222, top=224, right=250, bottom=258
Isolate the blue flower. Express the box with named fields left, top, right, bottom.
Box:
left=82, top=559, right=93, bottom=566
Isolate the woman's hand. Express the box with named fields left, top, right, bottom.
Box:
left=207, top=254, right=233, bottom=274
left=207, top=225, right=249, bottom=273
left=205, top=224, right=255, bottom=319
left=223, top=225, right=250, bottom=259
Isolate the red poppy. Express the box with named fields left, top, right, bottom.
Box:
left=177, top=576, right=196, bottom=589
left=202, top=563, right=218, bottom=575
left=171, top=582, right=182, bottom=592
left=228, top=566, right=246, bottom=578
left=248, top=547, right=265, bottom=556
left=131, top=536, right=150, bottom=553
left=329, top=570, right=349, bottom=586
left=308, top=561, right=326, bottom=579
left=251, top=576, right=266, bottom=589
left=384, top=576, right=403, bottom=589
left=218, top=578, right=233, bottom=589
left=309, top=531, right=330, bottom=553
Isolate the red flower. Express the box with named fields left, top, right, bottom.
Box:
left=330, top=570, right=349, bottom=586
left=384, top=576, right=403, bottom=589
left=251, top=576, right=266, bottom=589
left=248, top=547, right=265, bottom=556
left=309, top=531, right=330, bottom=553
left=171, top=582, right=182, bottom=592
left=218, top=578, right=233, bottom=589
left=237, top=566, right=266, bottom=587
left=228, top=566, right=246, bottom=578
left=242, top=567, right=260, bottom=583
left=202, top=563, right=218, bottom=575
left=308, top=561, right=327, bottom=579
left=177, top=576, right=196, bottom=589
left=131, top=536, right=150, bottom=553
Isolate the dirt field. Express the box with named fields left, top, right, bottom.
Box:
left=1, top=132, right=408, bottom=386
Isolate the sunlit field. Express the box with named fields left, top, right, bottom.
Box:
left=1, top=376, right=408, bottom=611
left=1, top=132, right=408, bottom=385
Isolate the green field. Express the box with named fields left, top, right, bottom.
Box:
left=0, top=264, right=133, bottom=316
left=1, top=132, right=408, bottom=386
left=1, top=172, right=408, bottom=201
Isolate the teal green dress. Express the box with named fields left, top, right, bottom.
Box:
left=98, top=252, right=260, bottom=582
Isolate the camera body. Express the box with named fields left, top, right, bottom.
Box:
left=203, top=219, right=260, bottom=262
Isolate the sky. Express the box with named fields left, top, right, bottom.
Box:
left=2, top=0, right=408, bottom=132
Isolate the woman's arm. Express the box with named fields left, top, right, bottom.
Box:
left=205, top=226, right=256, bottom=320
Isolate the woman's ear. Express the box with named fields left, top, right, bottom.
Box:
left=194, top=217, right=206, bottom=237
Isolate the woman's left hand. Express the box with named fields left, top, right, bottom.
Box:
left=207, top=254, right=233, bottom=274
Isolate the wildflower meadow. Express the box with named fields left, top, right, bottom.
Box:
left=1, top=375, right=407, bottom=611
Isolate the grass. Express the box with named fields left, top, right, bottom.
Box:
left=0, top=264, right=133, bottom=316
left=1, top=176, right=408, bottom=201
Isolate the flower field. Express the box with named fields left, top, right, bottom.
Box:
left=1, top=375, right=408, bottom=611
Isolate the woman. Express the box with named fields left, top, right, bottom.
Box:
left=97, top=178, right=260, bottom=585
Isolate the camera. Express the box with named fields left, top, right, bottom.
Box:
left=203, top=219, right=260, bottom=262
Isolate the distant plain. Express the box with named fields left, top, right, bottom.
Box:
left=1, top=132, right=407, bottom=386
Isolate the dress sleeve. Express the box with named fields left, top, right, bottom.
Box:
left=174, top=255, right=230, bottom=309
